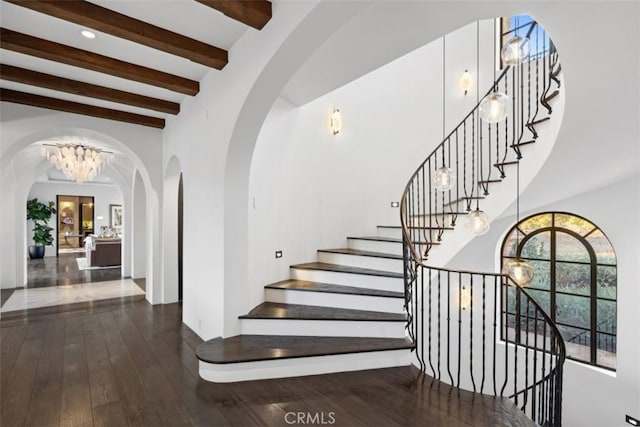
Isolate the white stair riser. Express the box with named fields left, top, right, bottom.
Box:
left=291, top=268, right=403, bottom=292
left=264, top=288, right=404, bottom=313
left=348, top=239, right=403, bottom=255
left=241, top=318, right=406, bottom=338
left=376, top=227, right=402, bottom=239
left=199, top=350, right=412, bottom=383
left=317, top=252, right=403, bottom=272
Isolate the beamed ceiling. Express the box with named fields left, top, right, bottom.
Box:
left=0, top=0, right=272, bottom=129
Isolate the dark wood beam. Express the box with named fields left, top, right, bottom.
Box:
left=5, top=0, right=228, bottom=69
left=196, top=0, right=271, bottom=30
left=0, top=28, right=199, bottom=96
left=0, top=64, right=180, bottom=115
left=0, top=88, right=165, bottom=129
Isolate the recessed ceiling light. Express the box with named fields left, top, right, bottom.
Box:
left=80, top=29, right=96, bottom=39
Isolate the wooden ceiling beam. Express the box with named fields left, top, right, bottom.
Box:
left=0, top=64, right=180, bottom=115
left=0, top=88, right=165, bottom=129
left=196, top=0, right=272, bottom=30
left=5, top=0, right=228, bottom=69
left=0, top=28, right=199, bottom=96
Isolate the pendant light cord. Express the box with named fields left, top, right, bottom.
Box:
left=476, top=21, right=481, bottom=209
left=442, top=35, right=446, bottom=165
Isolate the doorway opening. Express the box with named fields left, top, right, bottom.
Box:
left=57, top=195, right=94, bottom=255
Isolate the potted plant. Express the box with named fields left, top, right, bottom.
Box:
left=26, top=198, right=57, bottom=259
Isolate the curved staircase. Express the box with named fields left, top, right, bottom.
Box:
left=197, top=19, right=566, bottom=427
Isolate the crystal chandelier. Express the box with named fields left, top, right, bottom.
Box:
left=41, top=141, right=113, bottom=183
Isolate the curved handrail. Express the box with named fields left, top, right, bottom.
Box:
left=399, top=20, right=566, bottom=426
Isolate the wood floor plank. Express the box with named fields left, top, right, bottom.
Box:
left=91, top=401, right=128, bottom=427
left=82, top=316, right=121, bottom=408
left=60, top=317, right=93, bottom=427
left=123, top=305, right=229, bottom=426
left=24, top=319, right=66, bottom=427
left=97, top=311, right=162, bottom=426
left=111, top=309, right=194, bottom=426
left=0, top=324, right=28, bottom=391
left=0, top=322, right=47, bottom=426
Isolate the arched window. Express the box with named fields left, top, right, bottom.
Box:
left=501, top=212, right=617, bottom=370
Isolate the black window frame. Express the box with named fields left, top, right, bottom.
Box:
left=500, top=211, right=617, bottom=371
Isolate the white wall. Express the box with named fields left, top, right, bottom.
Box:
left=247, top=19, right=495, bottom=317
left=446, top=175, right=640, bottom=427
left=27, top=181, right=123, bottom=257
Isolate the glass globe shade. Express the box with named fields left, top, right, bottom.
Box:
left=502, top=259, right=535, bottom=287
left=501, top=36, right=530, bottom=66
left=464, top=209, right=490, bottom=235
left=433, top=166, right=455, bottom=191
left=480, top=92, right=510, bottom=123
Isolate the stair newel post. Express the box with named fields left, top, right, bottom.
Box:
left=427, top=267, right=435, bottom=376
left=522, top=297, right=531, bottom=412
left=456, top=271, right=463, bottom=387
left=481, top=274, right=486, bottom=394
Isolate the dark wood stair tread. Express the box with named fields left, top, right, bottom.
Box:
left=494, top=160, right=519, bottom=167
left=265, top=279, right=403, bottom=298
left=291, top=262, right=403, bottom=278
left=443, top=196, right=484, bottom=207
left=318, top=247, right=402, bottom=260
left=478, top=179, right=502, bottom=184
left=348, top=235, right=404, bottom=242
left=196, top=335, right=414, bottom=364
left=239, top=302, right=406, bottom=321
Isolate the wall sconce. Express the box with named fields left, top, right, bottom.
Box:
left=330, top=109, right=342, bottom=135
left=458, top=286, right=472, bottom=310
left=459, top=70, right=472, bottom=96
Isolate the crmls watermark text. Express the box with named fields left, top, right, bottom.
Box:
left=284, top=411, right=336, bottom=425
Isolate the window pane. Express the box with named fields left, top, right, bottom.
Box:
left=556, top=232, right=590, bottom=262
left=558, top=324, right=590, bottom=364
left=556, top=293, right=590, bottom=329
left=597, top=333, right=617, bottom=369
left=554, top=213, right=595, bottom=236
left=523, top=288, right=550, bottom=314
left=556, top=262, right=591, bottom=296
left=502, top=230, right=525, bottom=257
left=597, top=266, right=617, bottom=299
left=597, top=300, right=616, bottom=334
left=521, top=231, right=550, bottom=260
left=527, top=260, right=550, bottom=290
left=587, top=229, right=616, bottom=264
left=520, top=213, right=551, bottom=234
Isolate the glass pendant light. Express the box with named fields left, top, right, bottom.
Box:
left=503, top=162, right=535, bottom=286
left=502, top=258, right=534, bottom=287
left=433, top=35, right=455, bottom=192
left=480, top=92, right=510, bottom=123
left=464, top=209, right=490, bottom=235
left=433, top=166, right=455, bottom=191
left=501, top=36, right=530, bottom=65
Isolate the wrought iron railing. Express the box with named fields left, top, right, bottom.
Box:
left=400, top=21, right=566, bottom=426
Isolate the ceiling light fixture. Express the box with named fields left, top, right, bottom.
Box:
left=80, top=29, right=96, bottom=39
left=41, top=140, right=113, bottom=183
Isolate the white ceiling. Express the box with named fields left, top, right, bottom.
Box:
left=0, top=0, right=250, bottom=119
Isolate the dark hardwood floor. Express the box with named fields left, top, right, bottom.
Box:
left=27, top=253, right=122, bottom=288
left=1, top=298, right=534, bottom=427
